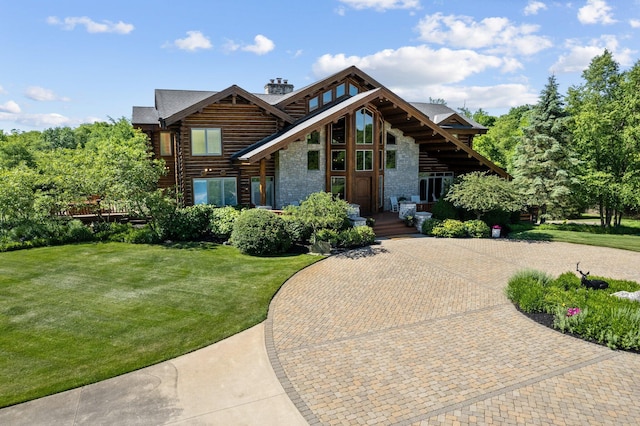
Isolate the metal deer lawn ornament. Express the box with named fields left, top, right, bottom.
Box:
left=576, top=262, right=609, bottom=290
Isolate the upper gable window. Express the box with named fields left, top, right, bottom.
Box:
left=323, top=90, right=332, bottom=104
left=309, top=96, right=319, bottom=112
left=307, top=131, right=320, bottom=144
left=348, top=83, right=359, bottom=96
left=191, top=128, right=222, bottom=156
left=387, top=132, right=396, bottom=145
left=336, top=83, right=346, bottom=98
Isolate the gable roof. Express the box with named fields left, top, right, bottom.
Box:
left=233, top=86, right=506, bottom=177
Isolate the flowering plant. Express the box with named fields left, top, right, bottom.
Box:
left=492, top=225, right=501, bottom=229
left=566, top=307, right=581, bottom=317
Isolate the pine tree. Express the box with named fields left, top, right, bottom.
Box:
left=512, top=75, right=578, bottom=222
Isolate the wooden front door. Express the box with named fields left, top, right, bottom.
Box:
left=354, top=176, right=372, bottom=215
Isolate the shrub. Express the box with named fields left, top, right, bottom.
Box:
left=431, top=219, right=466, bottom=238
left=505, top=269, right=553, bottom=313
left=464, top=219, right=490, bottom=238
left=124, top=225, right=160, bottom=244
left=421, top=218, right=442, bottom=236
left=286, top=192, right=350, bottom=235
left=209, top=206, right=241, bottom=240
left=231, top=209, right=292, bottom=255
left=281, top=214, right=311, bottom=244
left=431, top=198, right=458, bottom=220
left=166, top=204, right=217, bottom=241
left=336, top=226, right=375, bottom=248
left=63, top=219, right=94, bottom=243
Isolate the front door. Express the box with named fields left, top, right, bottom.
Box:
left=354, top=176, right=372, bottom=215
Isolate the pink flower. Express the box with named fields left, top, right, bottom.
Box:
left=566, top=307, right=581, bottom=317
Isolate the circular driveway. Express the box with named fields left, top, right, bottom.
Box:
left=266, top=238, right=640, bottom=425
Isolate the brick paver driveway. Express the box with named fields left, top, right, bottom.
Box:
left=266, top=238, right=640, bottom=425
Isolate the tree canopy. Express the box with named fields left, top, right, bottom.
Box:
left=445, top=171, right=522, bottom=220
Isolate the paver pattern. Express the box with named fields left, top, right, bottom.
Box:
left=266, top=238, right=640, bottom=425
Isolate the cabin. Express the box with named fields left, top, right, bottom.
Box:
left=132, top=66, right=505, bottom=216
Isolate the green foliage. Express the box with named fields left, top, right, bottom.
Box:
left=431, top=198, right=458, bottom=220
left=464, top=219, right=490, bottom=238
left=314, top=226, right=376, bottom=248
left=567, top=50, right=640, bottom=227
left=164, top=204, right=218, bottom=241
left=421, top=218, right=442, bottom=235
left=472, top=105, right=532, bottom=172
left=231, top=209, right=292, bottom=255
left=431, top=219, right=467, bottom=238
left=445, top=172, right=522, bottom=220
left=123, top=225, right=161, bottom=244
left=286, top=192, right=350, bottom=234
left=507, top=269, right=640, bottom=350
left=209, top=206, right=242, bottom=240
left=512, top=75, right=580, bottom=222
left=505, top=270, right=553, bottom=313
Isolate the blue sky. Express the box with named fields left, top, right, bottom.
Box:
left=1, top=0, right=639, bottom=132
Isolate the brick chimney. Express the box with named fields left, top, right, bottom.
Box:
left=264, top=77, right=294, bottom=95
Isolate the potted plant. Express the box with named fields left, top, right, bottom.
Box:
left=491, top=225, right=501, bottom=238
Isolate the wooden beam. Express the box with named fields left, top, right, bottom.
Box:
left=260, top=159, right=267, bottom=206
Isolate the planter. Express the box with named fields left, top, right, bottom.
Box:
left=491, top=227, right=501, bottom=238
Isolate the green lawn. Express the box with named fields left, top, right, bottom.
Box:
left=509, top=216, right=640, bottom=252
left=0, top=242, right=319, bottom=408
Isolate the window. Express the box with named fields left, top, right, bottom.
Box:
left=193, top=178, right=237, bottom=206
left=160, top=132, right=172, bottom=156
left=331, top=177, right=346, bottom=200
left=331, top=150, right=346, bottom=171
left=309, top=96, right=319, bottom=112
left=331, top=117, right=346, bottom=144
left=419, top=172, right=454, bottom=202
left=336, top=83, right=346, bottom=98
left=192, top=128, right=221, bottom=156
left=323, top=90, right=332, bottom=104
left=386, top=150, right=396, bottom=169
left=387, top=132, right=396, bottom=145
left=307, top=131, right=320, bottom=144
left=308, top=150, right=320, bottom=170
left=348, top=83, right=358, bottom=96
left=356, top=150, right=373, bottom=171
left=356, top=108, right=373, bottom=144
left=379, top=149, right=384, bottom=171
left=251, top=177, right=274, bottom=207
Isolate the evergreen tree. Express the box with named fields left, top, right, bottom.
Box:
left=512, top=75, right=578, bottom=222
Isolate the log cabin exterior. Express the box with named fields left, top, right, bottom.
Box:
left=132, top=66, right=505, bottom=216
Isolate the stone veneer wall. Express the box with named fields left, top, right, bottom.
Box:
left=275, top=129, right=326, bottom=209
left=383, top=125, right=419, bottom=211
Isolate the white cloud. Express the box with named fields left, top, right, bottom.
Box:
left=394, top=83, right=539, bottom=110
left=225, top=35, right=275, bottom=55
left=241, top=35, right=275, bottom=55
left=168, top=31, right=213, bottom=51
left=25, top=86, right=70, bottom=102
left=0, top=100, right=21, bottom=114
left=312, top=46, right=504, bottom=86
left=47, top=16, right=134, bottom=34
left=338, top=0, right=420, bottom=11
left=577, top=0, right=616, bottom=25
left=524, top=1, right=547, bottom=16
left=630, top=19, right=640, bottom=28
left=415, top=13, right=553, bottom=56
left=551, top=35, right=635, bottom=73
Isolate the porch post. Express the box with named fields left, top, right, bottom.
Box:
left=259, top=158, right=267, bottom=206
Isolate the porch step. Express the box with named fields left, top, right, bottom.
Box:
left=371, top=212, right=422, bottom=238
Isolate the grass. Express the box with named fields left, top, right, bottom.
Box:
left=0, top=242, right=319, bottom=408
left=508, top=216, right=640, bottom=252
